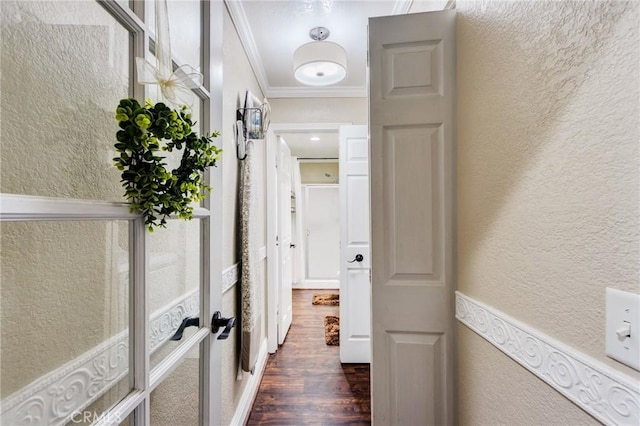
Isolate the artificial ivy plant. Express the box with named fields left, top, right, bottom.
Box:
left=113, top=98, right=221, bottom=231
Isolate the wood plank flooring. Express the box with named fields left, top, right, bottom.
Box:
left=247, top=289, right=371, bottom=425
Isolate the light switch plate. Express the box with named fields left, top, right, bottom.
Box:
left=606, top=288, right=640, bottom=371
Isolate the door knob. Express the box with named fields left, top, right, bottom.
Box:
left=347, top=254, right=364, bottom=263
left=290, top=243, right=296, bottom=248
left=212, top=311, right=236, bottom=340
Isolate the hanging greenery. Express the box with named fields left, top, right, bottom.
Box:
left=113, top=98, right=221, bottom=232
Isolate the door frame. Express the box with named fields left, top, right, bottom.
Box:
left=265, top=122, right=349, bottom=353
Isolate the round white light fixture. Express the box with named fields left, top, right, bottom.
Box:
left=294, top=27, right=347, bottom=87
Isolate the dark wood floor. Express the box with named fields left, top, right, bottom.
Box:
left=247, top=289, right=371, bottom=425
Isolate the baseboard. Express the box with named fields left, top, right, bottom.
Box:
left=293, top=280, right=339, bottom=289
left=456, top=291, right=640, bottom=425
left=229, top=339, right=269, bottom=426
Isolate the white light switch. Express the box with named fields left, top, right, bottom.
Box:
left=606, top=288, right=640, bottom=371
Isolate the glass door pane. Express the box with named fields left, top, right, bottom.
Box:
left=0, top=220, right=131, bottom=426
left=148, top=219, right=202, bottom=369
left=150, top=344, right=201, bottom=426
left=0, top=0, right=131, bottom=202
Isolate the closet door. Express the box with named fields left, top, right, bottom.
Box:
left=369, top=10, right=456, bottom=425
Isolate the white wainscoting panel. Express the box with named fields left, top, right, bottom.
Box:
left=456, top=291, right=640, bottom=426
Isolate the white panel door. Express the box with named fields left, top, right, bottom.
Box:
left=305, top=185, right=340, bottom=281
left=369, top=10, right=456, bottom=425
left=339, top=125, right=371, bottom=363
left=278, top=137, right=293, bottom=344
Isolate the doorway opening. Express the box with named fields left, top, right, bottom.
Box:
left=266, top=123, right=352, bottom=352
left=259, top=123, right=372, bottom=422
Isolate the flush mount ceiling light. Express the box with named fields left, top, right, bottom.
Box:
left=310, top=136, right=320, bottom=141
left=294, top=27, right=347, bottom=86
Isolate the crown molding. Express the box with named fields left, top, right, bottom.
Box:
left=225, top=0, right=414, bottom=99
left=225, top=0, right=270, bottom=96
left=266, top=86, right=367, bottom=98
left=456, top=291, right=640, bottom=425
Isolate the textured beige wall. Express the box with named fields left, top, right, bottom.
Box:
left=0, top=0, right=128, bottom=201
left=150, top=356, right=200, bottom=426
left=300, top=162, right=339, bottom=184
left=269, top=97, right=367, bottom=124
left=222, top=6, right=266, bottom=269
left=458, top=326, right=598, bottom=425
left=221, top=6, right=268, bottom=425
left=457, top=0, right=640, bottom=423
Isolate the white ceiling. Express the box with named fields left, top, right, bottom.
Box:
left=227, top=0, right=413, bottom=98
left=279, top=131, right=339, bottom=158
left=228, top=0, right=448, bottom=157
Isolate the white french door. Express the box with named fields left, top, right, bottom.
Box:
left=0, top=1, right=224, bottom=425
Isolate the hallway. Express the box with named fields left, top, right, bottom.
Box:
left=247, top=290, right=371, bottom=425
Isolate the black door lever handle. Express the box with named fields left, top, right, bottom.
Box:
left=212, top=311, right=236, bottom=340
left=170, top=317, right=200, bottom=341
left=170, top=312, right=236, bottom=341
left=347, top=254, right=364, bottom=263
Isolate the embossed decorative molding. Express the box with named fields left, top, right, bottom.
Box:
left=222, top=262, right=240, bottom=294
left=223, top=247, right=265, bottom=294
left=1, top=290, right=198, bottom=426
left=456, top=291, right=640, bottom=426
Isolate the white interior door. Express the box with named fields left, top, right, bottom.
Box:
left=339, top=125, right=371, bottom=363
left=277, top=137, right=293, bottom=344
left=369, top=10, right=456, bottom=425
left=304, top=185, right=340, bottom=282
